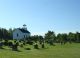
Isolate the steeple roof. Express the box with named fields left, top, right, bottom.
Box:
left=18, top=28, right=30, bottom=33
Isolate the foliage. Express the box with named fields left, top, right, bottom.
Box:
left=0, top=28, right=13, bottom=40
left=44, top=31, right=56, bottom=44
left=44, top=31, right=80, bottom=44
left=0, top=43, right=80, bottom=58
left=0, top=27, right=80, bottom=44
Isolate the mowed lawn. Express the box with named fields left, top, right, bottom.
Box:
left=0, top=43, right=80, bottom=58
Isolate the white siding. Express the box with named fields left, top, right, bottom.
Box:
left=13, top=29, right=30, bottom=40
left=23, top=33, right=30, bottom=38
left=13, top=29, right=23, bottom=40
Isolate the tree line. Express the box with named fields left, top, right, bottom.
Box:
left=44, top=31, right=80, bottom=45
left=0, top=28, right=80, bottom=44
left=0, top=28, right=13, bottom=40
left=27, top=31, right=80, bottom=45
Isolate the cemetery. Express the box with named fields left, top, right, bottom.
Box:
left=0, top=39, right=80, bottom=58
left=0, top=25, right=80, bottom=58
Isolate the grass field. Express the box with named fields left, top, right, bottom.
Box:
left=0, top=43, right=80, bottom=58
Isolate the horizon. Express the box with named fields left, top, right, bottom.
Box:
left=0, top=0, right=80, bottom=35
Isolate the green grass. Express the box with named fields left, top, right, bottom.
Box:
left=0, top=43, right=80, bottom=58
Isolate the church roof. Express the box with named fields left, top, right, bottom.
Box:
left=18, top=28, right=30, bottom=33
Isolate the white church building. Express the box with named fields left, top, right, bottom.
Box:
left=13, top=24, right=30, bottom=40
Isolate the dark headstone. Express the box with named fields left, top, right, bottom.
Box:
left=8, top=42, right=13, bottom=48
left=23, top=42, right=26, bottom=45
left=34, top=43, right=39, bottom=49
left=20, top=44, right=23, bottom=47
left=41, top=43, right=45, bottom=48
left=12, top=42, right=19, bottom=51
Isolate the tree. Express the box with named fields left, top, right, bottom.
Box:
left=31, top=35, right=39, bottom=42
left=0, top=28, right=13, bottom=40
left=38, top=35, right=44, bottom=44
left=0, top=28, right=3, bottom=39
left=61, top=33, right=68, bottom=44
left=57, top=33, right=63, bottom=44
left=75, top=32, right=80, bottom=43
left=68, top=32, right=75, bottom=43
left=44, top=31, right=56, bottom=45
left=8, top=28, right=13, bottom=39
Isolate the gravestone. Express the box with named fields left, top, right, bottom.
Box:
left=8, top=42, right=13, bottom=48
left=20, top=44, right=23, bottom=47
left=41, top=43, right=45, bottom=48
left=34, top=43, right=39, bottom=49
left=12, top=42, right=19, bottom=51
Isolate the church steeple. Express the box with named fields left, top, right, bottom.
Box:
left=23, top=24, right=27, bottom=30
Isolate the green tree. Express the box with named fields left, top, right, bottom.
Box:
left=75, top=32, right=80, bottom=43
left=68, top=32, right=75, bottom=43
left=31, top=35, right=39, bottom=42
left=44, top=31, right=56, bottom=45
left=38, top=35, right=44, bottom=44
left=57, top=33, right=63, bottom=44
left=8, top=28, right=13, bottom=39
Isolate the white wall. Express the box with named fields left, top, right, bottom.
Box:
left=13, top=29, right=23, bottom=40
left=13, top=29, right=30, bottom=40
left=23, top=33, right=30, bottom=38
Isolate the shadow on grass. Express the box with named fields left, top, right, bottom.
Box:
left=12, top=50, right=22, bottom=52
left=24, top=48, right=31, bottom=50
left=0, top=47, right=5, bottom=49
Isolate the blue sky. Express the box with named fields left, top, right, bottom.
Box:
left=0, top=0, right=80, bottom=35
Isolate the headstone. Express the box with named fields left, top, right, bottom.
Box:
left=41, top=43, right=45, bottom=48
left=20, top=44, right=23, bottom=47
left=34, top=43, right=39, bottom=49
left=23, top=42, right=26, bottom=45
left=8, top=42, right=13, bottom=48
left=12, top=42, right=19, bottom=51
